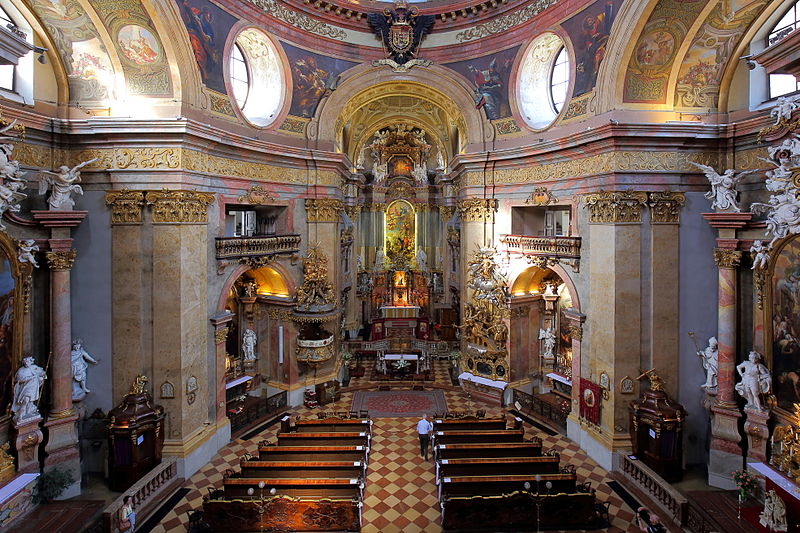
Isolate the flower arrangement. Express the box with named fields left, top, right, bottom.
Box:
left=732, top=469, right=758, bottom=499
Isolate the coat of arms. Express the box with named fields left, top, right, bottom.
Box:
left=368, top=1, right=435, bottom=71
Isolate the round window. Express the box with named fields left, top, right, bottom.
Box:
left=517, top=33, right=571, bottom=130
left=229, top=29, right=285, bottom=127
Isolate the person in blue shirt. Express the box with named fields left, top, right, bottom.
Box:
left=416, top=414, right=433, bottom=460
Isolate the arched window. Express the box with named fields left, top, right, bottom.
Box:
left=549, top=47, right=569, bottom=113
left=229, top=43, right=249, bottom=108
left=767, top=0, right=800, bottom=98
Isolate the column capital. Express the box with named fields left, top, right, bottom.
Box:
left=305, top=198, right=344, bottom=222
left=713, top=248, right=742, bottom=269
left=439, top=205, right=456, bottom=221
left=46, top=249, right=77, bottom=271
left=583, top=190, right=648, bottom=224
left=648, top=191, right=685, bottom=224
left=457, top=198, right=498, bottom=222
left=145, top=189, right=214, bottom=224
left=214, top=326, right=229, bottom=345
left=105, top=189, right=145, bottom=225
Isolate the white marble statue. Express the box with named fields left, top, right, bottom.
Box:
left=436, top=150, right=445, bottom=171
left=690, top=162, right=755, bottom=212
left=242, top=328, right=257, bottom=361
left=539, top=328, right=556, bottom=357
left=771, top=95, right=800, bottom=125
left=543, top=283, right=557, bottom=297
left=753, top=190, right=800, bottom=246
left=735, top=350, right=772, bottom=411
left=0, top=132, right=27, bottom=230
left=356, top=253, right=364, bottom=272
left=760, top=489, right=788, bottom=532
left=415, top=247, right=427, bottom=270
left=373, top=161, right=388, bottom=182
left=17, top=239, right=38, bottom=268
left=38, top=158, right=97, bottom=210
left=751, top=240, right=771, bottom=270
left=374, top=248, right=386, bottom=271
left=412, top=129, right=426, bottom=145
left=71, top=338, right=98, bottom=400
left=12, top=356, right=45, bottom=423
left=697, top=336, right=718, bottom=391
left=412, top=161, right=427, bottom=184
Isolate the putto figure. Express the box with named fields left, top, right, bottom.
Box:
left=39, top=158, right=97, bottom=210
left=12, top=355, right=46, bottom=423
left=17, top=239, right=38, bottom=268
left=750, top=240, right=771, bottom=271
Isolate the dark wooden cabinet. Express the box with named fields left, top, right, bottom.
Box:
left=629, top=385, right=686, bottom=482
left=315, top=380, right=340, bottom=406
left=107, top=383, right=165, bottom=492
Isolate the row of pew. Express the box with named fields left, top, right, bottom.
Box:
left=203, top=417, right=371, bottom=532
left=432, top=417, right=603, bottom=531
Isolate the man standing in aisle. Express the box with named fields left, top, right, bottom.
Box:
left=416, top=413, right=433, bottom=460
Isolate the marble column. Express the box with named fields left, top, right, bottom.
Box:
left=563, top=310, right=586, bottom=419
left=210, top=312, right=234, bottom=424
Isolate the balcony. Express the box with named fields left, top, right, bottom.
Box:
left=499, top=234, right=581, bottom=271
left=216, top=234, right=301, bottom=262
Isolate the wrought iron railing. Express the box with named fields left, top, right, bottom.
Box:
left=215, top=234, right=301, bottom=260
left=103, top=458, right=182, bottom=533
left=512, top=389, right=569, bottom=430
left=500, top=234, right=581, bottom=258
left=229, top=390, right=288, bottom=435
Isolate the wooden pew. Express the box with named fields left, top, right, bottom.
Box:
left=294, top=418, right=372, bottom=433
left=204, top=497, right=361, bottom=532
left=258, top=445, right=367, bottom=462
left=437, top=456, right=559, bottom=478
left=223, top=477, right=362, bottom=499
left=432, top=428, right=525, bottom=445
left=435, top=442, right=542, bottom=460
left=441, top=491, right=598, bottom=531
left=432, top=417, right=507, bottom=432
left=438, top=473, right=578, bottom=498
left=277, top=431, right=370, bottom=447
left=240, top=460, right=365, bottom=479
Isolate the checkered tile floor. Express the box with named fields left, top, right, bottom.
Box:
left=151, top=360, right=638, bottom=532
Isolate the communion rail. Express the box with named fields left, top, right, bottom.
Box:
left=615, top=453, right=688, bottom=527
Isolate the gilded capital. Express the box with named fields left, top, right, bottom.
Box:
left=105, top=189, right=145, bottom=225
left=46, top=249, right=77, bottom=271
left=648, top=191, right=685, bottom=224
left=583, top=190, right=648, bottom=224
left=214, top=326, right=229, bottom=345
left=458, top=198, right=498, bottom=222
left=713, top=248, right=742, bottom=269
left=569, top=325, right=583, bottom=341
left=305, top=198, right=344, bottom=222
left=145, top=189, right=214, bottom=224
left=344, top=205, right=361, bottom=221
left=439, top=205, right=456, bottom=221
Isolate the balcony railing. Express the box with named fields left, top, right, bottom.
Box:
left=216, top=234, right=301, bottom=260
left=500, top=234, right=581, bottom=258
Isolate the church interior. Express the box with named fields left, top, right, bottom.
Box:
left=1, top=0, right=800, bottom=531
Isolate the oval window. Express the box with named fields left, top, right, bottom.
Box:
left=517, top=33, right=571, bottom=130
left=229, top=29, right=285, bottom=127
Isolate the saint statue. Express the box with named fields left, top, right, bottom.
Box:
left=12, top=356, right=46, bottom=423
left=539, top=328, right=556, bottom=357
left=71, top=339, right=98, bottom=400
left=697, top=337, right=718, bottom=391
left=759, top=489, right=788, bottom=532
left=242, top=329, right=257, bottom=361
left=735, top=350, right=772, bottom=411
left=415, top=247, right=427, bottom=271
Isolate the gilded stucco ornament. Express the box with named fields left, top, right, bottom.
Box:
left=238, top=185, right=277, bottom=205
left=583, top=190, right=648, bottom=223
left=647, top=191, right=685, bottom=224
left=105, top=189, right=145, bottom=225
left=46, top=249, right=77, bottom=271
left=525, top=187, right=556, bottom=206
left=145, top=189, right=214, bottom=224
left=214, top=326, right=229, bottom=345
left=293, top=247, right=338, bottom=319
left=712, top=248, right=742, bottom=269
left=458, top=198, right=498, bottom=223
left=455, top=0, right=559, bottom=42
left=130, top=375, right=148, bottom=394
left=247, top=0, right=347, bottom=40
left=305, top=198, right=343, bottom=223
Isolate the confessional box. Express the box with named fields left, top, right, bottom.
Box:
left=629, top=387, right=686, bottom=483
left=107, top=389, right=165, bottom=492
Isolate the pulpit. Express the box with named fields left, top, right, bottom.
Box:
left=107, top=376, right=165, bottom=492
left=629, top=384, right=686, bottom=482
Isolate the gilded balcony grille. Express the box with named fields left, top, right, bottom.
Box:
left=216, top=234, right=301, bottom=260
left=499, top=235, right=581, bottom=258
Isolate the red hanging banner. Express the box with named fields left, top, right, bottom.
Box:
left=580, top=378, right=601, bottom=425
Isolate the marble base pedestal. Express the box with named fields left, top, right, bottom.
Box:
left=43, top=412, right=81, bottom=499
left=12, top=415, right=42, bottom=474
left=744, top=406, right=771, bottom=463
left=708, top=404, right=743, bottom=489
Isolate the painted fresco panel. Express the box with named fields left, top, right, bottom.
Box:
left=176, top=0, right=238, bottom=94
left=444, top=47, right=519, bottom=120
left=772, top=237, right=800, bottom=411
left=282, top=43, right=357, bottom=118
left=563, top=0, right=620, bottom=98
left=385, top=200, right=415, bottom=264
